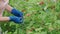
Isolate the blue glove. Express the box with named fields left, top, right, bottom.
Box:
left=11, top=8, right=23, bottom=17
left=9, top=16, right=23, bottom=24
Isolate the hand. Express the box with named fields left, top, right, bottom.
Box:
left=9, top=16, right=23, bottom=24
left=11, top=8, right=23, bottom=17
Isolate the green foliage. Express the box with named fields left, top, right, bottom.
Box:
left=0, top=0, right=60, bottom=34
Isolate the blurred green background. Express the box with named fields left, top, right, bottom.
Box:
left=0, top=0, right=60, bottom=34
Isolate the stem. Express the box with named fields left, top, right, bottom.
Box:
left=17, top=25, right=20, bottom=34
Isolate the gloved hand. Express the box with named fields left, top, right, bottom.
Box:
left=9, top=16, right=23, bottom=24
left=11, top=8, right=23, bottom=17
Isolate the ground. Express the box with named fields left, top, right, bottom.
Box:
left=0, top=0, right=60, bottom=34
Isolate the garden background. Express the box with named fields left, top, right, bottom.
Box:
left=0, top=0, right=60, bottom=34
